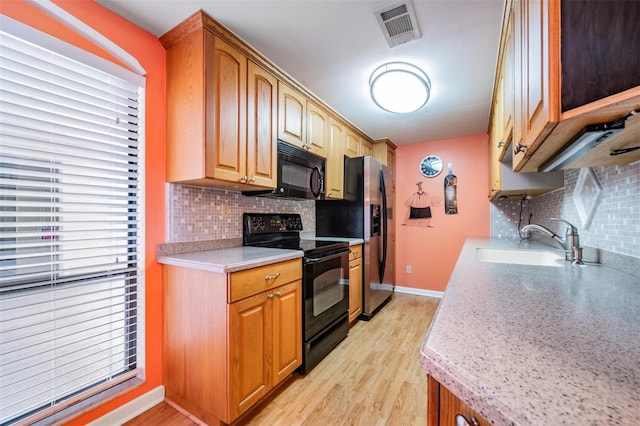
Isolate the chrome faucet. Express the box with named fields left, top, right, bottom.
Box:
left=521, top=218, right=582, bottom=263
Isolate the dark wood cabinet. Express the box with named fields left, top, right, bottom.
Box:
left=428, top=376, right=491, bottom=426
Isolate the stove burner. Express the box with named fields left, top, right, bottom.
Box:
left=243, top=213, right=347, bottom=255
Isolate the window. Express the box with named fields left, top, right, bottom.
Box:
left=0, top=16, right=145, bottom=425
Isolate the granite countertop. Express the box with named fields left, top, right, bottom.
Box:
left=420, top=237, right=640, bottom=425
left=157, top=246, right=303, bottom=273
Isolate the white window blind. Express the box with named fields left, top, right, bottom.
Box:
left=0, top=16, right=145, bottom=425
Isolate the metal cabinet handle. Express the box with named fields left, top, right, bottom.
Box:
left=514, top=141, right=527, bottom=154
left=497, top=140, right=505, bottom=148
left=455, top=414, right=480, bottom=426
left=265, top=272, right=281, bottom=280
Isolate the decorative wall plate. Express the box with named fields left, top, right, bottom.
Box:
left=419, top=155, right=443, bottom=177
left=572, top=167, right=603, bottom=230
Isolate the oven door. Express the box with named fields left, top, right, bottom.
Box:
left=303, top=248, right=350, bottom=339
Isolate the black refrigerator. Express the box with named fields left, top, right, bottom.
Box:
left=316, top=156, right=393, bottom=319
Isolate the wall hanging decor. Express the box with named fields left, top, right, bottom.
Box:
left=403, top=181, right=441, bottom=227
left=444, top=162, right=458, bottom=214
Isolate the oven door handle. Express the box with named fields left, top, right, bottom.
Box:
left=304, top=248, right=350, bottom=264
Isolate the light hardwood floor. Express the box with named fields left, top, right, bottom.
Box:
left=125, top=292, right=439, bottom=426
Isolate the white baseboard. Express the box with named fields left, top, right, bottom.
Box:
left=394, top=285, right=444, bottom=299
left=88, top=386, right=165, bottom=426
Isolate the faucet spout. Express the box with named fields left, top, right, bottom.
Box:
left=520, top=218, right=582, bottom=263
left=520, top=224, right=565, bottom=248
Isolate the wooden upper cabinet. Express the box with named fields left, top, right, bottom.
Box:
left=162, top=10, right=389, bottom=191
left=345, top=129, right=360, bottom=158
left=372, top=138, right=397, bottom=169
left=278, top=82, right=306, bottom=148
left=306, top=101, right=329, bottom=158
left=512, top=0, right=556, bottom=169
left=501, top=7, right=515, bottom=147
left=509, top=0, right=640, bottom=172
left=162, top=21, right=276, bottom=189
left=360, top=137, right=373, bottom=157
left=247, top=61, right=278, bottom=188
left=205, top=34, right=248, bottom=183
left=326, top=118, right=345, bottom=199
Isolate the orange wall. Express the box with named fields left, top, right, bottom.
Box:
left=395, top=134, right=490, bottom=292
left=0, top=1, right=166, bottom=424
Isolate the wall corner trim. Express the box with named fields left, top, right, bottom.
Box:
left=394, top=286, right=444, bottom=299
left=87, top=386, right=165, bottom=426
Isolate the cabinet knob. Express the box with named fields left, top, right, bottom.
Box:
left=267, top=293, right=274, bottom=299
left=250, top=176, right=256, bottom=183
left=274, top=291, right=281, bottom=297
left=240, top=175, right=248, bottom=183
left=497, top=141, right=505, bottom=148
left=455, top=414, right=480, bottom=426
left=265, top=272, right=281, bottom=280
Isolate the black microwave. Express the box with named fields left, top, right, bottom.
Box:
left=244, top=141, right=325, bottom=200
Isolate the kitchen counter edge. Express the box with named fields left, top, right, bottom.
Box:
left=157, top=246, right=303, bottom=273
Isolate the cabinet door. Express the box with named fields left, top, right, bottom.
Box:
left=488, top=113, right=502, bottom=199
left=306, top=102, right=329, bottom=158
left=348, top=257, right=362, bottom=323
left=512, top=0, right=558, bottom=170
left=278, top=82, right=306, bottom=148
left=345, top=129, right=360, bottom=158
left=205, top=33, right=247, bottom=182
left=326, top=118, right=345, bottom=199
left=272, top=281, right=302, bottom=384
left=247, top=61, right=277, bottom=188
left=360, top=137, right=373, bottom=157
left=229, top=291, right=272, bottom=419
left=502, top=6, right=515, bottom=146
left=438, top=380, right=491, bottom=426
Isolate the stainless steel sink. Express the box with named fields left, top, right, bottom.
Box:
left=476, top=247, right=565, bottom=267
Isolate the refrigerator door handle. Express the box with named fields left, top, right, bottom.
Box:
left=379, top=169, right=388, bottom=283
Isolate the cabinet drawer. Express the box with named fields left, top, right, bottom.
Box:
left=229, top=259, right=302, bottom=303
left=349, top=244, right=362, bottom=261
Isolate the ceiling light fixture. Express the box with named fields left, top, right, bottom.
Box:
left=369, top=62, right=430, bottom=114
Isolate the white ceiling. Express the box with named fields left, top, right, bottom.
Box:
left=96, top=0, right=505, bottom=146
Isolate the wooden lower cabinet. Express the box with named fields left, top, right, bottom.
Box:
left=164, top=259, right=302, bottom=425
left=348, top=244, right=363, bottom=323
left=428, top=376, right=490, bottom=426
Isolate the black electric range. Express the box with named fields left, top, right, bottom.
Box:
left=243, top=213, right=351, bottom=374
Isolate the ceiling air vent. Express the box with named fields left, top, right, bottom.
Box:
left=374, top=1, right=421, bottom=48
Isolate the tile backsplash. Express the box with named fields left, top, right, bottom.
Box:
left=166, top=184, right=315, bottom=242
left=491, top=161, right=640, bottom=257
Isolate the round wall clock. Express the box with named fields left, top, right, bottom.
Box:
left=419, top=155, right=443, bottom=177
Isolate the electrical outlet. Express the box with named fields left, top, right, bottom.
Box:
left=221, top=202, right=229, bottom=218
left=406, top=265, right=412, bottom=274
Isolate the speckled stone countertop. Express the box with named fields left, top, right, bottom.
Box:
left=157, top=246, right=302, bottom=273
left=420, top=237, right=640, bottom=426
